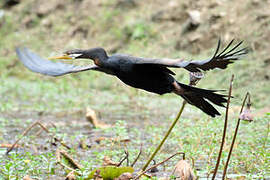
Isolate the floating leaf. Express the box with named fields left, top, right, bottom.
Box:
left=87, top=166, right=134, bottom=180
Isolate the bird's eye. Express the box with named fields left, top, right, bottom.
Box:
left=63, top=50, right=73, bottom=55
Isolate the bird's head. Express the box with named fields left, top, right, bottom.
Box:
left=48, top=47, right=108, bottom=62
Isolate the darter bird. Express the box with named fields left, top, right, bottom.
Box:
left=16, top=39, right=248, bottom=117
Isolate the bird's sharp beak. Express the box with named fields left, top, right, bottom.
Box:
left=48, top=54, right=73, bottom=60
left=48, top=53, right=83, bottom=60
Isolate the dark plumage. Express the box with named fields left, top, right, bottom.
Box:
left=16, top=39, right=248, bottom=117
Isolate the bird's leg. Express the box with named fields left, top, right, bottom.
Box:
left=189, top=72, right=204, bottom=86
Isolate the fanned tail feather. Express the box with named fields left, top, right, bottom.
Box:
left=176, top=82, right=227, bottom=117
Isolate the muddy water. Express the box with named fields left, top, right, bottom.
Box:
left=0, top=111, right=268, bottom=179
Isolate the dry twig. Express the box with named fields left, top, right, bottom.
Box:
left=131, top=143, right=142, bottom=167
left=56, top=149, right=76, bottom=172
left=124, top=148, right=129, bottom=166
left=135, top=152, right=185, bottom=179
left=222, top=92, right=250, bottom=179
left=6, top=121, right=40, bottom=154
left=6, top=121, right=70, bottom=154
left=212, top=75, right=234, bottom=179
left=56, top=149, right=82, bottom=178
left=65, top=170, right=76, bottom=180
left=59, top=149, right=82, bottom=169
left=117, top=150, right=129, bottom=167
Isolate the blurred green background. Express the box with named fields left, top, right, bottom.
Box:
left=0, top=0, right=269, bottom=112
left=0, top=0, right=269, bottom=179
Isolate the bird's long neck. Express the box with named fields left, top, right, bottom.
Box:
left=87, top=49, right=109, bottom=67
left=93, top=54, right=109, bottom=67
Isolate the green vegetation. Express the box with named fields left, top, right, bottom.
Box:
left=0, top=0, right=269, bottom=179
left=87, top=166, right=134, bottom=179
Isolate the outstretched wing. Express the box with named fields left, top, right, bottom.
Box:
left=125, top=39, right=248, bottom=72
left=182, top=39, right=248, bottom=72
left=16, top=48, right=103, bottom=77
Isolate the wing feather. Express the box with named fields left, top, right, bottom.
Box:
left=16, top=48, right=100, bottom=76
left=121, top=39, right=248, bottom=72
